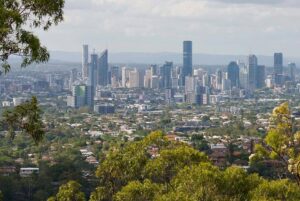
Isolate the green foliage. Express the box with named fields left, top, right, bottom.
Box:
left=251, top=102, right=300, bottom=184
left=89, top=130, right=300, bottom=201
left=158, top=163, right=223, bottom=201
left=191, top=134, right=210, bottom=151
left=144, top=145, right=208, bottom=185
left=2, top=96, right=44, bottom=144
left=221, top=167, right=262, bottom=200
left=48, top=180, right=86, bottom=201
left=0, top=0, right=65, bottom=73
left=114, top=180, right=162, bottom=201
left=93, top=131, right=169, bottom=200
left=251, top=179, right=300, bottom=201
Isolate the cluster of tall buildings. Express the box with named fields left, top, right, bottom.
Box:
left=67, top=42, right=297, bottom=109
left=68, top=45, right=109, bottom=109
left=225, top=53, right=295, bottom=92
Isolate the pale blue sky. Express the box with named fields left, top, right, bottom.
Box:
left=35, top=0, right=300, bottom=57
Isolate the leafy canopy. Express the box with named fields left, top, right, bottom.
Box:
left=47, top=180, right=86, bottom=201
left=2, top=96, right=44, bottom=144
left=251, top=102, right=300, bottom=184
left=0, top=0, right=65, bottom=73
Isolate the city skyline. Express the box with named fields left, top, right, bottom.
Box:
left=33, top=0, right=300, bottom=57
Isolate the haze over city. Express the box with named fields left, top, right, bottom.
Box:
left=1, top=1, right=300, bottom=201
left=35, top=0, right=300, bottom=57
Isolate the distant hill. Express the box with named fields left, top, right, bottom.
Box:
left=49, top=51, right=300, bottom=67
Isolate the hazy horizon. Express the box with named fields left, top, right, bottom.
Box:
left=33, top=0, right=300, bottom=58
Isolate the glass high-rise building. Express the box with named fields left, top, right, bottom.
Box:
left=248, top=55, right=258, bottom=90
left=87, top=53, right=98, bottom=108
left=82, top=45, right=89, bottom=79
left=227, top=61, right=239, bottom=88
left=274, top=53, right=283, bottom=86
left=288, top=62, right=296, bottom=82
left=182, top=41, right=193, bottom=85
left=98, top=50, right=108, bottom=86
left=160, top=61, right=173, bottom=89
left=89, top=53, right=98, bottom=87
left=256, top=65, right=265, bottom=89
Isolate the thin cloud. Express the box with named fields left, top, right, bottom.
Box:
left=34, top=0, right=300, bottom=57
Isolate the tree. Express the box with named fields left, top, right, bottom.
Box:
left=221, top=167, right=261, bottom=200
left=144, top=145, right=208, bottom=187
left=158, top=163, right=223, bottom=201
left=0, top=0, right=65, bottom=73
left=191, top=134, right=209, bottom=151
left=114, top=180, right=162, bottom=201
left=250, top=179, right=300, bottom=201
left=250, top=102, right=300, bottom=184
left=2, top=96, right=44, bottom=144
left=47, top=181, right=86, bottom=201
left=91, top=131, right=169, bottom=200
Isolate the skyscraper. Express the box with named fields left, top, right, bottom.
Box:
left=216, top=69, right=223, bottom=90
left=160, top=61, right=173, bottom=89
left=227, top=61, right=239, bottom=88
left=274, top=53, right=283, bottom=86
left=69, top=68, right=78, bottom=90
left=82, top=45, right=89, bottom=79
left=87, top=53, right=98, bottom=107
left=248, top=55, right=258, bottom=90
left=150, top=65, right=158, bottom=76
left=98, top=50, right=108, bottom=86
left=182, top=41, right=193, bottom=85
left=89, top=53, right=98, bottom=87
left=238, top=62, right=249, bottom=90
left=288, top=62, right=296, bottom=82
left=256, top=65, right=265, bottom=89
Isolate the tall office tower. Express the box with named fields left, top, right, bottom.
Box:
left=69, top=68, right=78, bottom=89
left=202, top=73, right=209, bottom=87
left=248, top=55, right=258, bottom=90
left=184, top=76, right=202, bottom=105
left=110, top=66, right=120, bottom=88
left=89, top=53, right=98, bottom=88
left=266, top=75, right=274, bottom=88
left=72, top=85, right=88, bottom=108
left=82, top=45, right=89, bottom=79
left=121, top=67, right=131, bottom=88
left=239, top=63, right=249, bottom=90
left=256, top=65, right=266, bottom=89
left=171, top=77, right=179, bottom=89
left=288, top=62, right=296, bottom=82
left=151, top=76, right=159, bottom=89
left=274, top=53, right=283, bottom=86
left=87, top=53, right=98, bottom=107
left=227, top=61, right=239, bottom=88
left=222, top=78, right=231, bottom=91
left=128, top=69, right=144, bottom=88
left=182, top=41, right=193, bottom=85
left=111, top=66, right=120, bottom=80
left=98, top=50, right=108, bottom=86
left=210, top=74, right=217, bottom=89
left=150, top=65, right=158, bottom=76
left=144, top=69, right=152, bottom=88
left=171, top=66, right=179, bottom=78
left=129, top=69, right=138, bottom=88
left=160, top=61, right=173, bottom=89
left=67, top=84, right=91, bottom=108
left=216, top=69, right=223, bottom=90
left=137, top=69, right=145, bottom=88
left=185, top=76, right=196, bottom=93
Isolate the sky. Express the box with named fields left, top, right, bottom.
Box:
left=35, top=0, right=300, bottom=57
